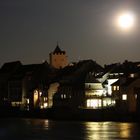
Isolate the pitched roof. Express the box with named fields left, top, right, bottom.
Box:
left=85, top=74, right=100, bottom=83
left=53, top=45, right=65, bottom=54
left=104, top=61, right=140, bottom=74
left=112, top=78, right=137, bottom=87
left=0, top=61, right=21, bottom=73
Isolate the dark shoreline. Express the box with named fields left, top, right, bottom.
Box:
left=0, top=107, right=140, bottom=122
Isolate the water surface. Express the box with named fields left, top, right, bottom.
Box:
left=0, top=118, right=140, bottom=140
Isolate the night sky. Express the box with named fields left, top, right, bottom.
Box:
left=1, top=0, right=140, bottom=66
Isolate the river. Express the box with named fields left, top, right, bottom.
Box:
left=0, top=118, right=140, bottom=140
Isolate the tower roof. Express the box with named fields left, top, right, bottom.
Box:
left=53, top=44, right=65, bottom=54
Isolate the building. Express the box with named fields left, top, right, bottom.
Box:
left=53, top=60, right=104, bottom=109
left=110, top=61, right=140, bottom=113
left=85, top=72, right=116, bottom=109
left=49, top=44, right=68, bottom=69
left=0, top=61, right=21, bottom=105
left=0, top=61, right=56, bottom=110
left=112, top=78, right=140, bottom=113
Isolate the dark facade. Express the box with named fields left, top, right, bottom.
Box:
left=52, top=60, right=104, bottom=109
left=0, top=61, right=21, bottom=104
left=0, top=61, right=56, bottom=110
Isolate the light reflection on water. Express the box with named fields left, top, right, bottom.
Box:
left=0, top=118, right=140, bottom=140
left=84, top=122, right=134, bottom=140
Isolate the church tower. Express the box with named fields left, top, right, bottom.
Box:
left=49, top=44, right=68, bottom=69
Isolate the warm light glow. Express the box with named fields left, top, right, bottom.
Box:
left=122, top=94, right=127, bottom=100
left=44, top=103, right=48, bottom=108
left=39, top=91, right=42, bottom=96
left=113, top=86, right=116, bottom=91
left=34, top=90, right=39, bottom=106
left=87, top=99, right=101, bottom=108
left=26, top=99, right=29, bottom=104
left=117, top=86, right=119, bottom=90
left=48, top=83, right=60, bottom=107
left=117, top=12, right=135, bottom=30
left=119, top=123, right=131, bottom=138
left=108, top=79, right=118, bottom=95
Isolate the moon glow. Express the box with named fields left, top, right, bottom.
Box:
left=117, top=12, right=135, bottom=30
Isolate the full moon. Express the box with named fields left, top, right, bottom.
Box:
left=117, top=12, right=135, bottom=30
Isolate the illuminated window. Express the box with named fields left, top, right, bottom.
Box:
left=135, top=94, right=137, bottom=99
left=44, top=97, right=47, bottom=102
left=112, top=100, right=116, bottom=104
left=130, top=73, right=135, bottom=78
left=39, top=91, right=42, bottom=96
left=26, top=99, right=29, bottom=104
left=61, top=94, right=66, bottom=99
left=86, top=99, right=102, bottom=108
left=113, top=86, right=116, bottom=91
left=122, top=94, right=127, bottom=100
left=34, top=90, right=39, bottom=106
left=117, top=86, right=119, bottom=90
left=61, top=94, right=63, bottom=99
left=64, top=94, right=66, bottom=98
left=44, top=103, right=48, bottom=108
left=103, top=99, right=111, bottom=107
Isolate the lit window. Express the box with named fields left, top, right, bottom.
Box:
left=86, top=99, right=102, bottom=108
left=117, top=86, right=119, bottom=90
left=122, top=94, right=127, bottom=100
left=26, top=99, right=29, bottom=104
left=40, top=105, right=44, bottom=109
left=39, top=91, right=42, bottom=96
left=130, top=73, right=135, bottom=78
left=44, top=103, right=48, bottom=108
left=61, top=94, right=63, bottom=99
left=44, top=97, right=47, bottom=102
left=103, top=99, right=112, bottom=107
left=113, top=86, right=116, bottom=91
left=87, top=100, right=90, bottom=107
left=112, top=100, right=116, bottom=104
left=34, top=90, right=38, bottom=95
left=61, top=94, right=66, bottom=99
left=64, top=94, right=66, bottom=98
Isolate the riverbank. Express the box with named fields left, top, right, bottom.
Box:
left=0, top=107, right=140, bottom=122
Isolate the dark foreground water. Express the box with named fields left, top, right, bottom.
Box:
left=0, top=118, right=140, bottom=140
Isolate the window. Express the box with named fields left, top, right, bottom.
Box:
left=44, top=97, right=47, bottom=102
left=117, top=86, right=119, bottom=90
left=113, top=86, right=116, bottom=91
left=122, top=94, right=127, bottom=100
left=135, top=94, right=137, bottom=99
left=39, top=91, right=42, bottom=96
left=61, top=94, right=63, bottom=99
left=64, top=94, right=66, bottom=98
left=86, top=99, right=102, bottom=108
left=130, top=73, right=135, bottom=78
left=113, top=86, right=119, bottom=91
left=44, top=103, right=48, bottom=108
left=61, top=94, right=66, bottom=99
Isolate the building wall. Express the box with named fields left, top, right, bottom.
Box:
left=85, top=82, right=115, bottom=109
left=50, top=53, right=68, bottom=69
left=113, top=78, right=140, bottom=113
left=48, top=83, right=60, bottom=108
left=53, top=84, right=85, bottom=108
left=127, top=79, right=140, bottom=112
